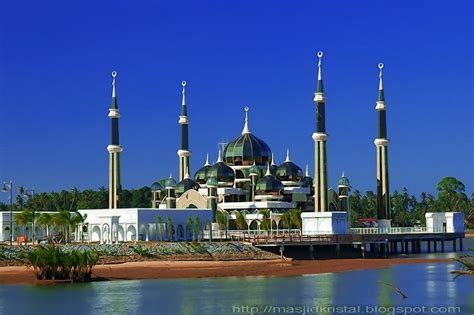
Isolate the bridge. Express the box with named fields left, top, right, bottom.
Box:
left=203, top=228, right=465, bottom=257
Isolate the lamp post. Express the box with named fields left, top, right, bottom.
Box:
left=2, top=181, right=13, bottom=246
left=23, top=188, right=35, bottom=244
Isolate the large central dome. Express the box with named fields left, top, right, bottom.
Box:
left=224, top=107, right=272, bottom=166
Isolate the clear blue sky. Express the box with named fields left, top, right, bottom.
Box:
left=0, top=0, right=472, bottom=200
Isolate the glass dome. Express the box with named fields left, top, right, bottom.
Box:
left=175, top=177, right=200, bottom=195
left=150, top=181, right=163, bottom=192
left=207, top=161, right=235, bottom=184
left=255, top=174, right=284, bottom=195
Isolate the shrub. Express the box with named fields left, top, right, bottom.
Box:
left=25, top=245, right=100, bottom=282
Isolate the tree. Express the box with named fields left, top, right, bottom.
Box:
left=235, top=211, right=247, bottom=230
left=36, top=213, right=52, bottom=241
left=156, top=216, right=164, bottom=241
left=281, top=212, right=292, bottom=231
left=187, top=217, right=195, bottom=241
left=259, top=209, right=271, bottom=232
left=131, top=187, right=152, bottom=208
left=167, top=217, right=175, bottom=241
left=289, top=209, right=302, bottom=229
left=437, top=177, right=468, bottom=212
left=194, top=216, right=201, bottom=241
left=216, top=211, right=228, bottom=230
left=14, top=210, right=33, bottom=242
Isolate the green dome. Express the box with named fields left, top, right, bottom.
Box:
left=224, top=133, right=272, bottom=166
left=248, top=164, right=261, bottom=177
left=150, top=181, right=163, bottom=191
left=276, top=161, right=303, bottom=182
left=207, top=161, right=235, bottom=184
left=206, top=176, right=218, bottom=188
left=255, top=174, right=284, bottom=195
left=224, top=107, right=272, bottom=166
left=338, top=175, right=350, bottom=187
left=175, top=177, right=200, bottom=195
left=165, top=177, right=177, bottom=189
left=194, top=165, right=211, bottom=184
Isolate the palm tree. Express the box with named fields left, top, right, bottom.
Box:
left=259, top=209, right=271, bottom=233
left=71, top=212, right=87, bottom=243
left=216, top=211, right=229, bottom=238
left=281, top=212, right=292, bottom=233
left=194, top=216, right=201, bottom=241
left=187, top=217, right=195, bottom=241
left=14, top=210, right=33, bottom=242
left=289, top=209, right=302, bottom=230
left=156, top=216, right=164, bottom=241
left=36, top=213, right=52, bottom=241
left=167, top=217, right=174, bottom=241
left=235, top=211, right=247, bottom=230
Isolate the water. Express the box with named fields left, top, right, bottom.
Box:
left=0, top=261, right=473, bottom=315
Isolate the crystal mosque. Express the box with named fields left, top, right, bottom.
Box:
left=75, top=50, right=389, bottom=242
left=150, top=51, right=355, bottom=217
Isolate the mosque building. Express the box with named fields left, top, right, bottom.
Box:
left=73, top=50, right=396, bottom=243
left=149, top=51, right=353, bottom=230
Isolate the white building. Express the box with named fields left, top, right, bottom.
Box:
left=78, top=208, right=213, bottom=243
left=425, top=212, right=465, bottom=233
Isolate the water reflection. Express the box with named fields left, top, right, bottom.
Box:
left=0, top=262, right=472, bottom=315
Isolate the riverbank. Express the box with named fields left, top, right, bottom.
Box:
left=0, top=257, right=451, bottom=285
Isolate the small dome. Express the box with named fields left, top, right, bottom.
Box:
left=150, top=181, right=163, bottom=191
left=194, top=155, right=212, bottom=184
left=207, top=161, right=235, bottom=185
left=338, top=174, right=350, bottom=187
left=248, top=164, right=261, bottom=177
left=206, top=176, right=218, bottom=188
left=275, top=150, right=304, bottom=182
left=175, top=177, right=200, bottom=195
left=276, top=162, right=303, bottom=182
left=165, top=177, right=177, bottom=189
left=255, top=173, right=284, bottom=195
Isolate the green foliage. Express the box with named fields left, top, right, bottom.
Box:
left=451, top=249, right=474, bottom=278
left=132, top=244, right=155, bottom=258
left=259, top=209, right=271, bottom=231
left=216, top=211, right=229, bottom=231
left=235, top=212, right=247, bottom=230
left=437, top=177, right=468, bottom=213
left=25, top=245, right=100, bottom=282
left=131, top=186, right=152, bottom=208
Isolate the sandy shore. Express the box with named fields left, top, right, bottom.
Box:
left=0, top=257, right=450, bottom=285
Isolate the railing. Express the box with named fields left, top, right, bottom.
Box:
left=202, top=226, right=450, bottom=244
left=350, top=227, right=446, bottom=234
left=202, top=229, right=301, bottom=241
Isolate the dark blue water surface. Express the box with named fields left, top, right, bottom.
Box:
left=0, top=261, right=473, bottom=315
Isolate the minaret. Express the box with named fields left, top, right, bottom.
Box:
left=374, top=63, right=391, bottom=220
left=312, top=51, right=329, bottom=212
left=178, top=80, right=190, bottom=181
left=107, top=71, right=123, bottom=209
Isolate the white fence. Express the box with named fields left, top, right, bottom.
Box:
left=349, top=227, right=446, bottom=234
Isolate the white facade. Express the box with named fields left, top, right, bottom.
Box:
left=78, top=208, right=213, bottom=243
left=301, top=211, right=349, bottom=235
left=0, top=211, right=53, bottom=242
left=425, top=212, right=464, bottom=233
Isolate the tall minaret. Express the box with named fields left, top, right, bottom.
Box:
left=312, top=51, right=329, bottom=212
left=107, top=71, right=123, bottom=209
left=178, top=80, right=190, bottom=181
left=374, top=63, right=391, bottom=220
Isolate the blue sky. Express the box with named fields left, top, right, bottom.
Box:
left=0, top=0, right=472, bottom=199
